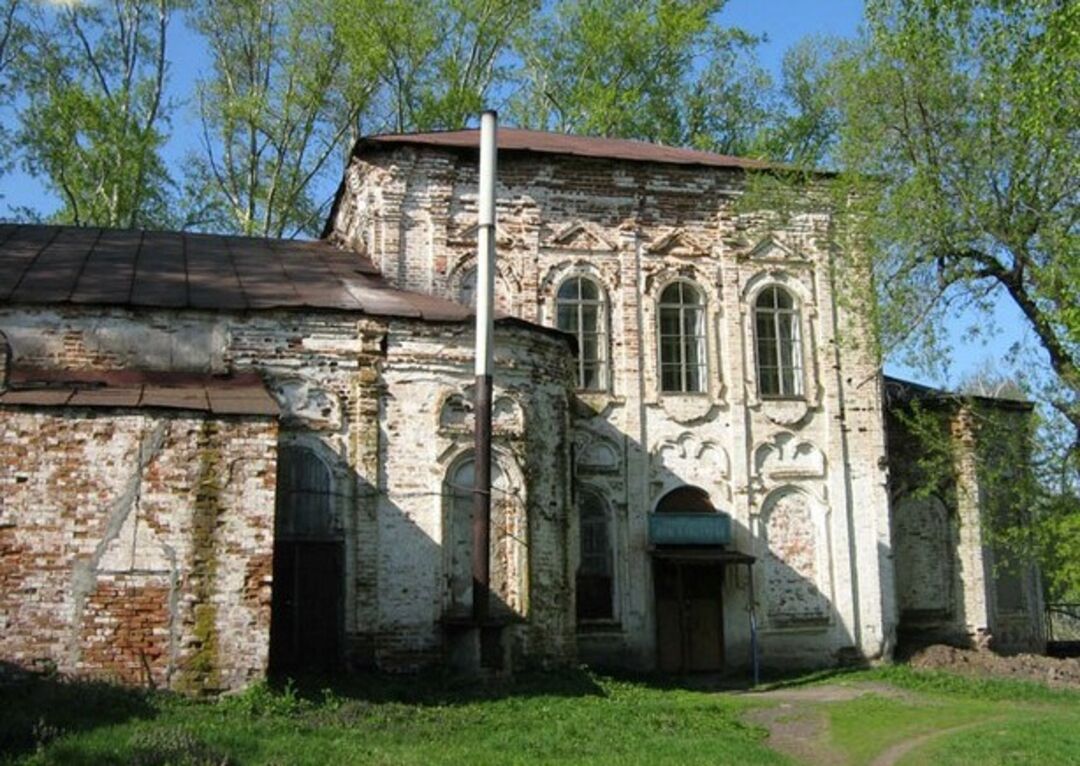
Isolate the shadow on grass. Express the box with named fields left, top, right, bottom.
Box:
left=267, top=664, right=610, bottom=708
left=267, top=661, right=871, bottom=709
left=0, top=662, right=158, bottom=760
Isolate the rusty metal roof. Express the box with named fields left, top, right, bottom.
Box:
left=0, top=224, right=471, bottom=321
left=0, top=367, right=279, bottom=416
left=354, top=127, right=775, bottom=170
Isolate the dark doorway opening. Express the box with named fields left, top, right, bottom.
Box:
left=269, top=445, right=343, bottom=674
left=655, top=560, right=724, bottom=672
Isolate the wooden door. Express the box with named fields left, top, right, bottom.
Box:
left=269, top=541, right=343, bottom=673
left=654, top=560, right=724, bottom=672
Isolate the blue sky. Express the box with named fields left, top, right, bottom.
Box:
left=0, top=0, right=1034, bottom=389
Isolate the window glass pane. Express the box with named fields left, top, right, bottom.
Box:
left=581, top=335, right=599, bottom=362
left=580, top=304, right=599, bottom=333
left=557, top=279, right=579, bottom=301
left=660, top=336, right=682, bottom=364
left=681, top=307, right=697, bottom=337
left=579, top=279, right=598, bottom=300
left=684, top=363, right=702, bottom=392
left=661, top=365, right=682, bottom=391
left=582, top=364, right=601, bottom=390
left=681, top=283, right=702, bottom=305
left=659, top=307, right=680, bottom=336
left=759, top=368, right=780, bottom=396
left=774, top=287, right=793, bottom=310
left=557, top=304, right=576, bottom=332
left=660, top=283, right=682, bottom=303
left=758, top=338, right=778, bottom=368
left=756, top=313, right=776, bottom=340
left=777, top=313, right=795, bottom=344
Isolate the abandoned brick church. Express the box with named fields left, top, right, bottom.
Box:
left=0, top=129, right=1045, bottom=692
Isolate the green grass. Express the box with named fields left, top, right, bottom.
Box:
left=1, top=670, right=787, bottom=765
left=4, top=665, right=1080, bottom=765
left=907, top=714, right=1080, bottom=766
left=822, top=667, right=1080, bottom=765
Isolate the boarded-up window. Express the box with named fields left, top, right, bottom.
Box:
left=577, top=489, right=613, bottom=621
left=762, top=489, right=828, bottom=622
left=445, top=456, right=525, bottom=618
left=893, top=494, right=952, bottom=616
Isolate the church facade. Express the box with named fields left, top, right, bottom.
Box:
left=0, top=129, right=1044, bottom=691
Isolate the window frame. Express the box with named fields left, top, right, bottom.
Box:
left=753, top=285, right=804, bottom=399
left=555, top=274, right=610, bottom=392
left=657, top=279, right=708, bottom=394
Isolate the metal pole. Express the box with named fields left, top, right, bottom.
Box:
left=748, top=563, right=759, bottom=686
left=472, top=110, right=497, bottom=627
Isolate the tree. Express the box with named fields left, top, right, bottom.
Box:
left=15, top=0, right=181, bottom=228
left=834, top=0, right=1080, bottom=447
left=511, top=0, right=737, bottom=145
left=335, top=0, right=536, bottom=134
left=189, top=0, right=370, bottom=238
left=751, top=36, right=843, bottom=167
left=0, top=0, right=26, bottom=181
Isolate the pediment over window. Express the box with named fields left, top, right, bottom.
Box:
left=747, top=235, right=807, bottom=262
left=448, top=221, right=523, bottom=250
left=646, top=228, right=710, bottom=258
left=544, top=220, right=618, bottom=252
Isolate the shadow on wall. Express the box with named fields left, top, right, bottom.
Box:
left=561, top=407, right=858, bottom=674
left=0, top=662, right=157, bottom=759
left=267, top=430, right=536, bottom=676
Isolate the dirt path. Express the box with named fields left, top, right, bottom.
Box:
left=744, top=683, right=912, bottom=765
left=867, top=719, right=1001, bottom=766
left=743, top=682, right=994, bottom=765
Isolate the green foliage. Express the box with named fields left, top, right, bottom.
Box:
left=0, top=0, right=26, bottom=185
left=833, top=0, right=1080, bottom=440
left=189, top=0, right=368, bottom=237
left=13, top=0, right=182, bottom=228
left=335, top=0, right=536, bottom=133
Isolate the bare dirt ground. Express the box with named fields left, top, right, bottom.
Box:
left=910, top=644, right=1080, bottom=689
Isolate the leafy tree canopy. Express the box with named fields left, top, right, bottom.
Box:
left=835, top=0, right=1080, bottom=444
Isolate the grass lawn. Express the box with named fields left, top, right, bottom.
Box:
left=2, top=665, right=1078, bottom=765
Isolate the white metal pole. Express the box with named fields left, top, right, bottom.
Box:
left=472, top=110, right=497, bottom=629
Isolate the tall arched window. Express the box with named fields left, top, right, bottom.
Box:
left=658, top=281, right=706, bottom=393
left=271, top=446, right=342, bottom=672
left=577, top=488, right=613, bottom=621
left=754, top=286, right=803, bottom=398
left=556, top=276, right=608, bottom=390
left=445, top=456, right=525, bottom=617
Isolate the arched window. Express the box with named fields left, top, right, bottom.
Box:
left=275, top=445, right=335, bottom=540
left=658, top=281, right=707, bottom=393
left=655, top=486, right=716, bottom=514
left=445, top=456, right=523, bottom=617
left=271, top=445, right=342, bottom=672
left=576, top=488, right=613, bottom=621
left=456, top=266, right=512, bottom=314
left=754, top=286, right=803, bottom=398
left=556, top=276, right=608, bottom=390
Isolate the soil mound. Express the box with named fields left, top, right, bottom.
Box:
left=910, top=644, right=1080, bottom=689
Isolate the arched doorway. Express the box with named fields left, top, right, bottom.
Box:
left=653, top=486, right=726, bottom=673
left=269, top=445, right=343, bottom=673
